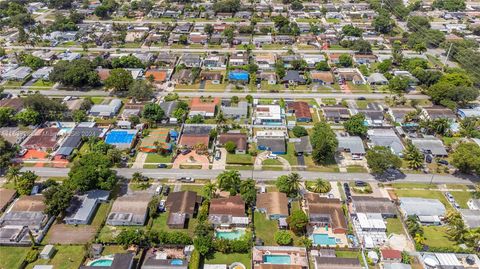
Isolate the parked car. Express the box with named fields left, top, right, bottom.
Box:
left=177, top=177, right=195, bottom=183
left=438, top=160, right=449, bottom=165
left=267, top=153, right=278, bottom=159
left=215, top=150, right=222, bottom=160
left=162, top=185, right=170, bottom=196
left=18, top=148, right=28, bottom=157
left=129, top=149, right=136, bottom=157
left=354, top=180, right=367, bottom=187
left=425, top=154, right=433, bottom=163
left=155, top=185, right=163, bottom=195
left=180, top=149, right=191, bottom=155
left=157, top=164, right=168, bottom=168
left=158, top=200, right=166, bottom=212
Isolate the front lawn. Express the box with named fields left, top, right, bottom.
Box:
left=262, top=159, right=282, bottom=166
left=205, top=253, right=251, bottom=269
left=390, top=183, right=438, bottom=189
left=449, top=191, right=473, bottom=209
left=0, top=246, right=29, bottom=269
left=145, top=153, right=173, bottom=163
left=386, top=218, right=405, bottom=235
left=32, top=80, right=54, bottom=87
left=26, top=245, right=85, bottom=269
left=423, top=226, right=455, bottom=248
left=180, top=184, right=204, bottom=193
left=226, top=154, right=254, bottom=165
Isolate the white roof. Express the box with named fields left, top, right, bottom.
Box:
left=418, top=215, right=441, bottom=223
left=357, top=213, right=386, bottom=230
left=255, top=105, right=282, bottom=120
left=435, top=253, right=461, bottom=266
left=232, top=217, right=249, bottom=224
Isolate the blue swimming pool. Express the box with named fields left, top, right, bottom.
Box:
left=313, top=233, right=338, bottom=246
left=105, top=130, right=135, bottom=144
left=216, top=229, right=246, bottom=240
left=89, top=259, right=113, bottom=266
left=171, top=259, right=184, bottom=265
left=263, top=255, right=291, bottom=264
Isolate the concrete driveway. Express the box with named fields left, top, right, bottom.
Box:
left=254, top=151, right=291, bottom=171
left=132, top=152, right=147, bottom=168
left=172, top=151, right=210, bottom=169
left=212, top=148, right=227, bottom=170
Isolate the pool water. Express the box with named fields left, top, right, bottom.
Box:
left=171, top=259, right=184, bottom=265
left=216, top=229, right=246, bottom=240
left=90, top=259, right=113, bottom=266
left=263, top=255, right=291, bottom=264
left=313, top=233, right=337, bottom=246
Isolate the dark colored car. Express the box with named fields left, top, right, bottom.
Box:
left=157, top=164, right=167, bottom=168
left=355, top=180, right=367, bottom=187
left=357, top=97, right=366, bottom=100
left=438, top=160, right=449, bottom=165
left=129, top=149, right=136, bottom=157
left=180, top=149, right=191, bottom=155
left=162, top=185, right=170, bottom=196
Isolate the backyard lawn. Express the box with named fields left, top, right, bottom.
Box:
left=0, top=246, right=30, bottom=269
left=150, top=211, right=198, bottom=236
left=102, top=245, right=127, bottom=255
left=253, top=212, right=278, bottom=245
left=205, top=253, right=251, bottom=269
left=25, top=245, right=85, bottom=269
left=386, top=218, right=405, bottom=235
left=423, top=226, right=454, bottom=248
left=335, top=250, right=365, bottom=266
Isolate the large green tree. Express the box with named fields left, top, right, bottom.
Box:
left=128, top=80, right=154, bottom=100
left=310, top=122, right=338, bottom=165
left=451, top=143, right=480, bottom=174
left=50, top=59, right=100, bottom=87
left=16, top=171, right=37, bottom=195
left=0, top=138, right=17, bottom=170
left=365, top=146, right=402, bottom=174
left=105, top=68, right=134, bottom=92
left=343, top=114, right=368, bottom=137
left=276, top=173, right=301, bottom=198
left=217, top=170, right=241, bottom=195
left=240, top=178, right=257, bottom=207
left=287, top=209, right=308, bottom=235
left=142, top=103, right=165, bottom=123
left=43, top=184, right=73, bottom=216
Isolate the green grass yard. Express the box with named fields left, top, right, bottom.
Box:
left=0, top=246, right=29, bottom=269
left=386, top=218, right=405, bottom=235
left=449, top=191, right=473, bottom=209
left=393, top=190, right=453, bottom=210
left=32, top=80, right=54, bottom=87
left=145, top=153, right=173, bottom=163
left=390, top=183, right=438, bottom=189
left=226, top=154, right=254, bottom=165
left=205, top=253, right=251, bottom=269
left=25, top=245, right=85, bottom=269
left=150, top=211, right=198, bottom=236
left=423, top=226, right=455, bottom=248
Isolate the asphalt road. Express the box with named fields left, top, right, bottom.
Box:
left=4, top=88, right=431, bottom=100
left=21, top=167, right=477, bottom=184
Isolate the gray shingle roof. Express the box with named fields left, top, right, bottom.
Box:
left=400, top=197, right=446, bottom=217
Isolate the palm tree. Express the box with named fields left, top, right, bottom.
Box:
left=215, top=111, right=226, bottom=124
left=403, top=143, right=424, bottom=170
left=132, top=172, right=143, bottom=183
left=414, top=233, right=425, bottom=245
left=202, top=181, right=217, bottom=201
left=308, top=178, right=331, bottom=193
left=6, top=166, right=21, bottom=187
left=286, top=173, right=301, bottom=196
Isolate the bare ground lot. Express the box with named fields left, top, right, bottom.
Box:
left=46, top=224, right=97, bottom=244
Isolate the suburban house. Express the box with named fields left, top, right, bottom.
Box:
left=381, top=249, right=402, bottom=263
left=22, top=127, right=61, bottom=151
left=200, top=71, right=223, bottom=84
left=457, top=107, right=480, bottom=119
left=336, top=68, right=366, bottom=84
left=106, top=193, right=151, bottom=226
left=221, top=101, right=248, bottom=119
left=294, top=136, right=313, bottom=155
left=421, top=106, right=457, bottom=121
left=80, top=253, right=134, bottom=269
left=311, top=71, right=335, bottom=85
left=165, top=191, right=201, bottom=229
left=189, top=97, right=220, bottom=118
left=105, top=129, right=138, bottom=150
left=282, top=70, right=307, bottom=85
left=180, top=54, right=203, bottom=68
left=145, top=69, right=168, bottom=83
left=254, top=54, right=276, bottom=70
left=350, top=197, right=397, bottom=218
left=55, top=126, right=105, bottom=157
left=388, top=107, right=417, bottom=124
left=208, top=196, right=248, bottom=229
left=1, top=66, right=32, bottom=81
left=302, top=54, right=326, bottom=68
left=178, top=125, right=212, bottom=149
left=367, top=129, right=404, bottom=156
left=256, top=130, right=287, bottom=154
left=253, top=35, right=273, bottom=47
left=322, top=106, right=351, bottom=122
left=367, top=73, right=389, bottom=85
left=459, top=209, right=480, bottom=228
left=399, top=197, right=446, bottom=225
left=256, top=192, right=289, bottom=220
left=287, top=101, right=312, bottom=122
left=337, top=135, right=366, bottom=160
left=353, top=54, right=378, bottom=65
left=89, top=99, right=122, bottom=118
left=253, top=105, right=285, bottom=125
left=159, top=101, right=179, bottom=123
left=203, top=54, right=227, bottom=69
left=229, top=52, right=249, bottom=67
left=410, top=136, right=448, bottom=157
left=0, top=98, right=24, bottom=113
left=257, top=72, right=277, bottom=85
left=0, top=195, right=50, bottom=245
left=64, top=190, right=110, bottom=225
left=172, top=69, right=195, bottom=85
left=217, top=133, right=248, bottom=154
left=305, top=194, right=348, bottom=234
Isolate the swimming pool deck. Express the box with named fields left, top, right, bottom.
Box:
left=252, top=246, right=308, bottom=267
left=311, top=227, right=348, bottom=247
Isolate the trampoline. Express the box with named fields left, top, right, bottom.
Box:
left=105, top=130, right=136, bottom=144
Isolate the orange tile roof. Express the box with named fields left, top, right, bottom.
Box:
left=189, top=97, right=220, bottom=113
left=145, top=69, right=167, bottom=82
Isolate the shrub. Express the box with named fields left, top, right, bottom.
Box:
left=225, top=141, right=237, bottom=153
left=292, top=126, right=308, bottom=137
left=25, top=249, right=39, bottom=263
left=188, top=249, right=201, bottom=269
left=275, top=230, right=293, bottom=245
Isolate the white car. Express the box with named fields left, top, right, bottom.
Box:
left=267, top=153, right=278, bottom=159
left=158, top=200, right=166, bottom=212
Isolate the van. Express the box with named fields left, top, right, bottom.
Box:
left=267, top=154, right=278, bottom=159
left=215, top=150, right=222, bottom=160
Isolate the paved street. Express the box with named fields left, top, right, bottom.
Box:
left=20, top=167, right=478, bottom=184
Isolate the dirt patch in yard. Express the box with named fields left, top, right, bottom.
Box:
left=47, top=224, right=96, bottom=244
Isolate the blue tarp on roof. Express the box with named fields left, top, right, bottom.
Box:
left=229, top=71, right=249, bottom=81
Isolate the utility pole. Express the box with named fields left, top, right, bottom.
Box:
left=443, top=43, right=453, bottom=71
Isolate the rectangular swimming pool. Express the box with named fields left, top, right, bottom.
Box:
left=313, top=233, right=338, bottom=246
left=215, top=229, right=246, bottom=240
left=263, top=254, right=291, bottom=264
